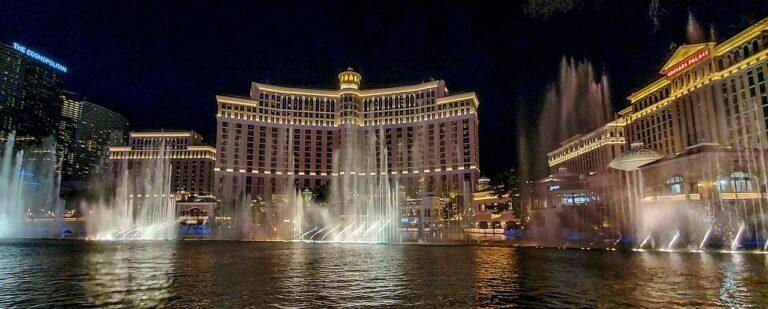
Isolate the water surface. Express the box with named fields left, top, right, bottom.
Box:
left=0, top=240, right=766, bottom=307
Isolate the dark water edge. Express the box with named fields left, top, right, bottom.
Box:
left=1, top=239, right=767, bottom=308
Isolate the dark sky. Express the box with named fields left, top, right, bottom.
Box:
left=2, top=0, right=767, bottom=178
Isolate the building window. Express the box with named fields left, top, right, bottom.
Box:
left=717, top=171, right=753, bottom=193
left=665, top=176, right=684, bottom=194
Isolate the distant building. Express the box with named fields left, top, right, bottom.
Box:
left=0, top=42, right=65, bottom=145
left=533, top=17, right=768, bottom=239
left=108, top=131, right=216, bottom=195
left=471, top=177, right=520, bottom=231
left=60, top=91, right=129, bottom=180
left=215, top=69, right=480, bottom=202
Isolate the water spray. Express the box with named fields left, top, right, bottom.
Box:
left=667, top=230, right=680, bottom=251
left=699, top=227, right=712, bottom=251
left=639, top=233, right=651, bottom=249
left=731, top=224, right=745, bottom=251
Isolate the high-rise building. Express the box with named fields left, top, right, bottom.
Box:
left=0, top=42, right=66, bottom=143
left=215, top=69, right=480, bottom=202
left=60, top=91, right=129, bottom=180
left=533, top=17, right=768, bottom=237
left=108, top=131, right=216, bottom=195
left=623, top=18, right=768, bottom=155
left=59, top=91, right=81, bottom=158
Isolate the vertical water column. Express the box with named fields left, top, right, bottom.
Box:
left=0, top=134, right=25, bottom=237
left=85, top=141, right=176, bottom=240
left=335, top=69, right=364, bottom=237
left=0, top=134, right=62, bottom=238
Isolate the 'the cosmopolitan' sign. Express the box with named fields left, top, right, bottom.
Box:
left=12, top=43, right=68, bottom=73
left=662, top=47, right=710, bottom=77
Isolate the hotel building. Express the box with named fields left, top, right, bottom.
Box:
left=623, top=18, right=768, bottom=155
left=109, top=131, right=216, bottom=195
left=60, top=91, right=129, bottom=180
left=0, top=42, right=64, bottom=145
left=215, top=69, right=480, bottom=202
left=534, top=17, right=768, bottom=237
left=620, top=17, right=768, bottom=212
left=471, top=177, right=520, bottom=231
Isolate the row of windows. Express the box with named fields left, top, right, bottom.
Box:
left=217, top=171, right=474, bottom=197
left=548, top=126, right=625, bottom=164
left=128, top=137, right=195, bottom=150
left=218, top=99, right=476, bottom=126
left=362, top=90, right=436, bottom=112
left=217, top=119, right=475, bottom=173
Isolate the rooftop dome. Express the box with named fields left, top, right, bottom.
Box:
left=338, top=67, right=361, bottom=90
left=608, top=143, right=663, bottom=171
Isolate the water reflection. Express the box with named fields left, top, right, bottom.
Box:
left=1, top=240, right=768, bottom=307
left=473, top=247, right=520, bottom=305
left=272, top=243, right=409, bottom=306
left=82, top=242, right=175, bottom=307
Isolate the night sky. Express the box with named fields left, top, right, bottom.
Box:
left=2, top=0, right=767, bottom=178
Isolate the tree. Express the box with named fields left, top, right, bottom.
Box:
left=490, top=169, right=520, bottom=200
left=310, top=183, right=330, bottom=203
left=251, top=195, right=265, bottom=214
left=440, top=195, right=463, bottom=221
left=490, top=169, right=528, bottom=229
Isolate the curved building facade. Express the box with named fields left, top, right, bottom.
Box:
left=215, top=69, right=480, bottom=202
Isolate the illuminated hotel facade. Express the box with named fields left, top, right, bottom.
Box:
left=109, top=131, right=216, bottom=195
left=535, top=17, right=768, bottom=236
left=622, top=19, right=767, bottom=154
left=215, top=69, right=480, bottom=202
left=618, top=17, right=768, bottom=209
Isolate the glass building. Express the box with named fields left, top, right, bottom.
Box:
left=60, top=91, right=129, bottom=180
left=0, top=42, right=64, bottom=144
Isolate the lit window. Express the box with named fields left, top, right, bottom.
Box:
left=665, top=176, right=684, bottom=194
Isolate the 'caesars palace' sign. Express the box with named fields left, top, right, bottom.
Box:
left=663, top=47, right=711, bottom=77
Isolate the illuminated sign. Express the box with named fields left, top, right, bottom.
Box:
left=12, top=43, right=68, bottom=73
left=663, top=48, right=710, bottom=77
left=548, top=185, right=560, bottom=191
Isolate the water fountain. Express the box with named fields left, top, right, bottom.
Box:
left=665, top=230, right=680, bottom=251
left=611, top=140, right=768, bottom=252
left=525, top=57, right=613, bottom=179
left=519, top=57, right=616, bottom=244
left=287, top=126, right=401, bottom=243
left=83, top=147, right=176, bottom=240
left=0, top=133, right=62, bottom=238
left=699, top=227, right=712, bottom=251
left=686, top=11, right=706, bottom=44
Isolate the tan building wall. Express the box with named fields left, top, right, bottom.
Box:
left=109, top=131, right=216, bottom=195
left=214, top=69, right=480, bottom=202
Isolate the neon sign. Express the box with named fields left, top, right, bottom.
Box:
left=12, top=43, right=68, bottom=73
left=548, top=185, right=560, bottom=191
left=663, top=48, right=709, bottom=77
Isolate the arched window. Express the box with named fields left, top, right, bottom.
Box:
left=717, top=171, right=753, bottom=193
left=665, top=176, right=684, bottom=194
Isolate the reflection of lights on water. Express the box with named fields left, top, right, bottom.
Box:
left=84, top=243, right=176, bottom=307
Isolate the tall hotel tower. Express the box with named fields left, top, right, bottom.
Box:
left=215, top=69, right=480, bottom=202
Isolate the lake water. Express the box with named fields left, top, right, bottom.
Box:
left=0, top=239, right=767, bottom=307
